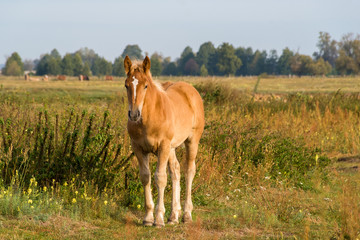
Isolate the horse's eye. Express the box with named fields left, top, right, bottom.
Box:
left=144, top=85, right=148, bottom=89
left=125, top=85, right=128, bottom=89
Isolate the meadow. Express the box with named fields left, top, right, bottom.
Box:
left=0, top=75, right=359, bottom=239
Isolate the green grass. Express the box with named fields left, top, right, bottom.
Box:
left=0, top=76, right=359, bottom=239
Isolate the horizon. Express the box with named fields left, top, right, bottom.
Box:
left=1, top=0, right=360, bottom=64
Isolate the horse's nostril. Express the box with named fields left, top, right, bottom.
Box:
left=128, top=110, right=141, bottom=121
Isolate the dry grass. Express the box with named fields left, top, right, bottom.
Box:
left=0, top=76, right=360, bottom=239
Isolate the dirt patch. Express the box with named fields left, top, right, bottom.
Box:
left=337, top=156, right=360, bottom=172
left=337, top=156, right=360, bottom=163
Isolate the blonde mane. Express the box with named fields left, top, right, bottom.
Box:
left=153, top=80, right=165, bottom=93
left=129, top=60, right=151, bottom=76
left=130, top=60, right=165, bottom=93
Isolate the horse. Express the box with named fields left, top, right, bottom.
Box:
left=79, top=75, right=90, bottom=81
left=57, top=75, right=66, bottom=81
left=105, top=75, right=113, bottom=81
left=124, top=56, right=204, bottom=227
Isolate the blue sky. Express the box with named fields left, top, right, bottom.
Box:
left=1, top=0, right=359, bottom=64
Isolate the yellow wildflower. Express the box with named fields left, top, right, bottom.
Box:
left=28, top=199, right=33, bottom=204
left=137, top=204, right=141, bottom=209
left=72, top=198, right=77, bottom=204
left=27, top=189, right=32, bottom=195
left=43, top=186, right=47, bottom=192
left=233, top=215, right=237, bottom=219
left=64, top=182, right=68, bottom=186
left=104, top=200, right=108, bottom=206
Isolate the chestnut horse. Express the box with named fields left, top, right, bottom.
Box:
left=124, top=56, right=204, bottom=227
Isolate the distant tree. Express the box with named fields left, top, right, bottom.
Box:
left=162, top=62, right=178, bottom=76
left=235, top=47, right=253, bottom=75
left=113, top=56, right=125, bottom=76
left=278, top=47, right=294, bottom=75
left=104, top=60, right=113, bottom=75
left=36, top=54, right=61, bottom=75
left=200, top=64, right=208, bottom=76
left=216, top=43, right=242, bottom=76
left=92, top=57, right=112, bottom=76
left=47, top=56, right=62, bottom=75
left=336, top=50, right=358, bottom=75
left=76, top=47, right=99, bottom=67
left=184, top=58, right=199, bottom=75
left=265, top=49, right=278, bottom=74
left=50, top=49, right=61, bottom=60
left=196, top=42, right=216, bottom=69
left=62, top=53, right=74, bottom=75
left=3, top=52, right=24, bottom=76
left=207, top=50, right=219, bottom=75
left=313, top=32, right=338, bottom=67
left=161, top=56, right=171, bottom=74
left=178, top=46, right=195, bottom=74
left=335, top=33, right=360, bottom=75
left=121, top=45, right=143, bottom=60
left=290, top=54, right=314, bottom=76
left=150, top=53, right=163, bottom=77
left=312, top=58, right=332, bottom=76
left=36, top=55, right=49, bottom=75
left=72, top=53, right=84, bottom=76
left=4, top=61, right=22, bottom=76
left=82, top=62, right=92, bottom=76
left=248, top=50, right=267, bottom=75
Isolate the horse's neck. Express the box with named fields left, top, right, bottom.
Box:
left=142, top=81, right=166, bottom=121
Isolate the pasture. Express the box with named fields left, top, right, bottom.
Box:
left=0, top=76, right=359, bottom=239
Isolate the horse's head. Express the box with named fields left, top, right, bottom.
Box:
left=124, top=55, right=151, bottom=122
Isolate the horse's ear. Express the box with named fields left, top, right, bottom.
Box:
left=143, top=56, right=151, bottom=73
left=124, top=56, right=132, bottom=75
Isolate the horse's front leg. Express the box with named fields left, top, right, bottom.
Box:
left=134, top=147, right=154, bottom=226
left=154, top=141, right=171, bottom=227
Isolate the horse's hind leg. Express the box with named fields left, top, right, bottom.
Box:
left=183, top=136, right=200, bottom=223
left=167, top=148, right=181, bottom=224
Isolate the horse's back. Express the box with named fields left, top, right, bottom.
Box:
left=165, top=81, right=205, bottom=136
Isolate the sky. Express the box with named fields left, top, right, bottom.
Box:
left=1, top=0, right=360, bottom=64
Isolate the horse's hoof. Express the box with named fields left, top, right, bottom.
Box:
left=167, top=219, right=179, bottom=225
left=153, top=222, right=165, bottom=228
left=143, top=220, right=154, bottom=227
left=182, top=212, right=192, bottom=224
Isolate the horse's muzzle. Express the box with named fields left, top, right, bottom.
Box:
left=128, top=110, right=141, bottom=122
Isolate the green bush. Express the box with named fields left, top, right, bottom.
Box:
left=0, top=109, right=130, bottom=190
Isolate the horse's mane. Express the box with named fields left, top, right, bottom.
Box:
left=130, top=60, right=165, bottom=93
left=129, top=60, right=148, bottom=75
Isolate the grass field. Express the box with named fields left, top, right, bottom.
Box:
left=0, top=76, right=360, bottom=239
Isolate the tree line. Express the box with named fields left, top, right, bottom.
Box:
left=2, top=32, right=360, bottom=77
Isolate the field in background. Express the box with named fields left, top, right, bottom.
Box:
left=2, top=75, right=360, bottom=93
left=0, top=76, right=360, bottom=239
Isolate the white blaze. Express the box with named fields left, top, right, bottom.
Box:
left=132, top=76, right=139, bottom=100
